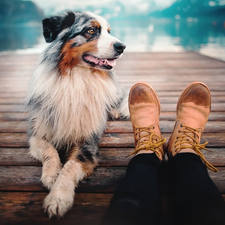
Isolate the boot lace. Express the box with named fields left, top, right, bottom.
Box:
left=175, top=124, right=218, bottom=172
left=128, top=126, right=166, bottom=160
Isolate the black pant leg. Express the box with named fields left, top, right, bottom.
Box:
left=101, top=154, right=162, bottom=225
left=169, top=153, right=225, bottom=225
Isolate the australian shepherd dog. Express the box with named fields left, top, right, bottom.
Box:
left=26, top=11, right=128, bottom=218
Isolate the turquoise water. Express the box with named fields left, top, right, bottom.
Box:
left=0, top=19, right=225, bottom=61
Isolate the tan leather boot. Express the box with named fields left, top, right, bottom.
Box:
left=128, top=82, right=166, bottom=160
left=167, top=82, right=217, bottom=172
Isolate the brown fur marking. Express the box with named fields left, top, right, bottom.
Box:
left=67, top=146, right=97, bottom=177
left=91, top=21, right=101, bottom=28
left=59, top=40, right=98, bottom=75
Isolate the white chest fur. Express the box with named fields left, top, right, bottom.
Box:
left=28, top=65, right=119, bottom=146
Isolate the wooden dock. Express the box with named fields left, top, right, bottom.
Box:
left=0, top=52, right=225, bottom=224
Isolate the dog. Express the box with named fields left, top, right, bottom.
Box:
left=26, top=11, right=129, bottom=218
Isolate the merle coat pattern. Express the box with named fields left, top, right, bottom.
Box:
left=26, top=11, right=128, bottom=218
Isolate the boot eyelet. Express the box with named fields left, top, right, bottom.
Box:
left=180, top=124, right=183, bottom=127
left=176, top=137, right=179, bottom=139
left=152, top=126, right=155, bottom=129
left=178, top=130, right=180, bottom=133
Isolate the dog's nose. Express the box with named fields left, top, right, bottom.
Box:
left=114, top=42, right=126, bottom=54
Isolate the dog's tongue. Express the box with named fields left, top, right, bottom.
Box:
left=99, top=58, right=116, bottom=67
left=85, top=55, right=116, bottom=67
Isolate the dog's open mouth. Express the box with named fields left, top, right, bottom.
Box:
left=83, top=54, right=117, bottom=70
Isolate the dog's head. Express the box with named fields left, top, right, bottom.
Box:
left=42, top=11, right=126, bottom=71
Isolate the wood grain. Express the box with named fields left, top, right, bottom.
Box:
left=0, top=52, right=225, bottom=225
left=0, top=165, right=225, bottom=193
left=0, top=147, right=224, bottom=167
left=0, top=132, right=225, bottom=148
left=1, top=120, right=225, bottom=133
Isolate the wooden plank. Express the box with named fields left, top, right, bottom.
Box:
left=0, top=96, right=225, bottom=104
left=115, top=70, right=225, bottom=76
left=121, top=84, right=225, bottom=92
left=0, top=121, right=27, bottom=132
left=2, top=72, right=225, bottom=80
left=0, top=133, right=29, bottom=147
left=0, top=91, right=223, bottom=97
left=2, top=69, right=225, bottom=81
left=116, top=76, right=225, bottom=83
left=0, top=52, right=209, bottom=62
left=0, top=166, right=125, bottom=192
left=0, top=132, right=224, bottom=148
left=159, top=96, right=225, bottom=103
left=0, top=105, right=25, bottom=112
left=0, top=89, right=224, bottom=97
left=1, top=191, right=224, bottom=225
left=1, top=102, right=225, bottom=113
left=0, top=191, right=178, bottom=225
left=0, top=111, right=225, bottom=122
left=0, top=192, right=110, bottom=225
left=115, top=60, right=225, bottom=70
left=1, top=83, right=225, bottom=90
left=0, top=93, right=26, bottom=98
left=0, top=148, right=40, bottom=166
left=0, top=54, right=38, bottom=60
left=1, top=84, right=225, bottom=92
left=0, top=147, right=224, bottom=167
left=122, top=52, right=207, bottom=60
left=159, top=112, right=225, bottom=121
left=0, top=112, right=28, bottom=121
left=2, top=59, right=224, bottom=70
left=0, top=191, right=224, bottom=225
left=0, top=165, right=224, bottom=193
left=100, top=133, right=225, bottom=148
left=2, top=69, right=225, bottom=82
left=0, top=51, right=224, bottom=225
left=1, top=120, right=225, bottom=133
left=0, top=98, right=25, bottom=104
left=105, top=121, right=225, bottom=133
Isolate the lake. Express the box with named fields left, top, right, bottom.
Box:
left=0, top=18, right=225, bottom=61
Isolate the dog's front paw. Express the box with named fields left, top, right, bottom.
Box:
left=41, top=162, right=62, bottom=190
left=43, top=189, right=74, bottom=218
left=109, top=108, right=120, bottom=120
left=41, top=171, right=60, bottom=190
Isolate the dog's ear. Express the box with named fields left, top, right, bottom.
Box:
left=42, top=11, right=75, bottom=43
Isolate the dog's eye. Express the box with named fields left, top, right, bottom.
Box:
left=108, top=29, right=111, bottom=34
left=87, top=28, right=95, bottom=35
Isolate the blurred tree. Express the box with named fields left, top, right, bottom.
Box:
left=0, top=0, right=44, bottom=24
left=150, top=0, right=225, bottom=20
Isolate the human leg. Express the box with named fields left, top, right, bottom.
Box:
left=101, top=83, right=166, bottom=225
left=170, top=153, right=225, bottom=225
left=101, top=154, right=162, bottom=225
left=167, top=82, right=225, bottom=225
